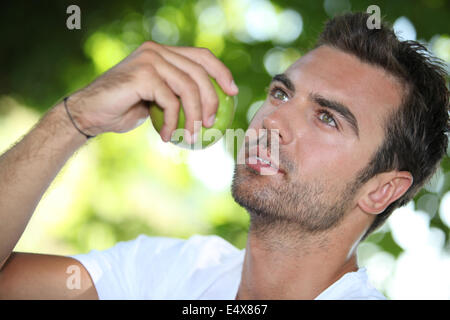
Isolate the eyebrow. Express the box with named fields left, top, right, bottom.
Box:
left=309, top=93, right=360, bottom=138
left=272, top=74, right=296, bottom=92
left=271, top=73, right=360, bottom=138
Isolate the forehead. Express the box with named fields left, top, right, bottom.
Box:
left=285, top=45, right=404, bottom=142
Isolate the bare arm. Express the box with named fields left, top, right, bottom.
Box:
left=0, top=103, right=87, bottom=268
left=0, top=103, right=98, bottom=299
left=0, top=253, right=98, bottom=299
left=0, top=41, right=238, bottom=299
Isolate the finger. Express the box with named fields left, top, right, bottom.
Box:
left=149, top=51, right=202, bottom=143
left=151, top=46, right=219, bottom=128
left=153, top=84, right=181, bottom=143
left=136, top=68, right=180, bottom=142
left=165, top=46, right=239, bottom=97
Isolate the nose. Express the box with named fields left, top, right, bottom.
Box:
left=262, top=106, right=294, bottom=146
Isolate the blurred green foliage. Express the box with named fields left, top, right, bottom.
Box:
left=0, top=0, right=449, bottom=278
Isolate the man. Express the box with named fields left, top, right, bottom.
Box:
left=0, top=12, right=448, bottom=299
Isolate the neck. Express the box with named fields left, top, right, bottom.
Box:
left=235, top=214, right=361, bottom=300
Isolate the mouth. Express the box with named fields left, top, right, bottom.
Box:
left=245, top=145, right=285, bottom=175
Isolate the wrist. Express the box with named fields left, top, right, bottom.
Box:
left=63, top=92, right=99, bottom=138
left=46, top=102, right=91, bottom=147
left=63, top=97, right=96, bottom=140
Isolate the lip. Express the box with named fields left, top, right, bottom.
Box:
left=245, top=145, right=285, bottom=175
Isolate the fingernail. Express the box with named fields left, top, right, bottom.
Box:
left=207, top=114, right=216, bottom=127
left=231, top=80, right=239, bottom=94
left=161, top=126, right=168, bottom=142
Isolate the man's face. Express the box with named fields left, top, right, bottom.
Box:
left=231, top=45, right=403, bottom=233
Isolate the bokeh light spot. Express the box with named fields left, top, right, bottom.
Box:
left=245, top=0, right=278, bottom=42
left=151, top=16, right=180, bottom=45
left=263, top=47, right=301, bottom=76
left=272, top=9, right=303, bottom=44
left=84, top=32, right=128, bottom=74
left=439, top=191, right=450, bottom=227
left=187, top=141, right=235, bottom=191
left=393, top=16, right=417, bottom=41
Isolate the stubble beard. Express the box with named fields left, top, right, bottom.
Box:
left=231, top=162, right=361, bottom=241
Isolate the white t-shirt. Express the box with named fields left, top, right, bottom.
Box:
left=71, top=234, right=386, bottom=300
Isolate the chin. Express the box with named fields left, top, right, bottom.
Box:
left=231, top=164, right=281, bottom=217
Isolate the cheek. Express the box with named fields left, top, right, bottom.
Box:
left=249, top=104, right=372, bottom=181
left=295, top=133, right=361, bottom=183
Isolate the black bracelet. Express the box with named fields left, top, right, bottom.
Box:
left=63, top=97, right=95, bottom=140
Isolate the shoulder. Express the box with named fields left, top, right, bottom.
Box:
left=134, top=234, right=242, bottom=270
left=315, top=268, right=387, bottom=300
left=70, top=234, right=242, bottom=299
left=132, top=233, right=240, bottom=257
left=72, top=233, right=239, bottom=271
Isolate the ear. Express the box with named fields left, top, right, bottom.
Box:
left=357, top=171, right=413, bottom=215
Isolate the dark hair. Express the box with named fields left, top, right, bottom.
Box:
left=316, top=12, right=449, bottom=240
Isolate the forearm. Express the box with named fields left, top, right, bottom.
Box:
left=0, top=101, right=87, bottom=266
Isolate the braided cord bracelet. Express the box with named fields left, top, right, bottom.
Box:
left=63, top=97, right=95, bottom=140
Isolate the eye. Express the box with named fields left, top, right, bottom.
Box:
left=269, top=86, right=289, bottom=102
left=317, top=109, right=338, bottom=129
